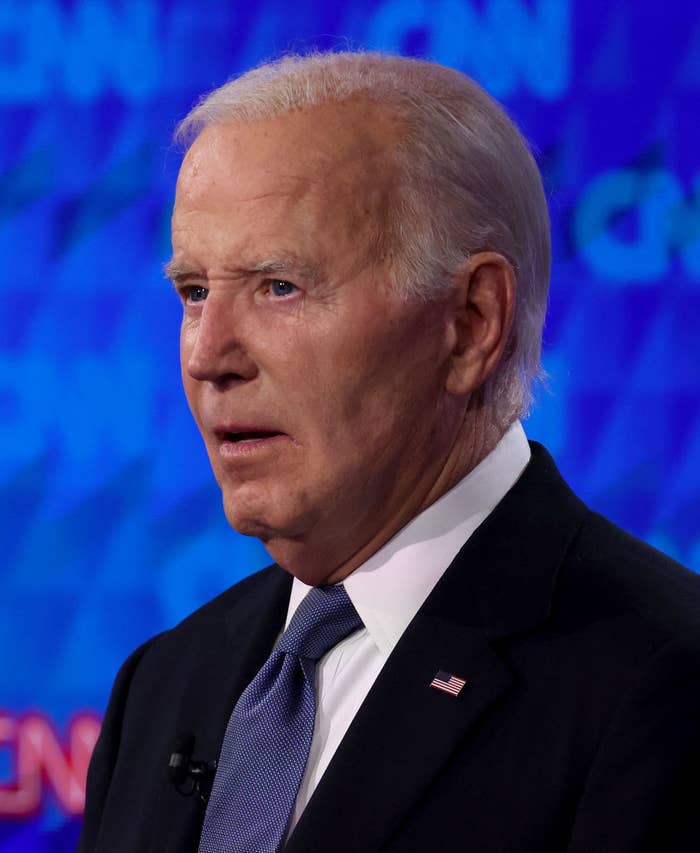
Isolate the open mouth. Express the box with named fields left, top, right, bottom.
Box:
left=222, top=430, right=283, bottom=443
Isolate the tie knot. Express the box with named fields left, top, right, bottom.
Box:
left=277, top=584, right=362, bottom=661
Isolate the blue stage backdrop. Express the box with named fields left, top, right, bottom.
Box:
left=1, top=0, right=699, bottom=848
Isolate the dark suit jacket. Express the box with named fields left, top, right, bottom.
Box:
left=78, top=444, right=700, bottom=852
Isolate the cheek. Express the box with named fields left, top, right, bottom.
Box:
left=294, top=318, right=444, bottom=451
left=179, top=356, right=196, bottom=415
left=180, top=344, right=206, bottom=431
left=179, top=317, right=197, bottom=368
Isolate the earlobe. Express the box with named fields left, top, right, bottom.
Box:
left=445, top=252, right=516, bottom=397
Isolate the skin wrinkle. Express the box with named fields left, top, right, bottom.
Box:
left=173, top=100, right=515, bottom=585
left=165, top=257, right=326, bottom=292
left=175, top=108, right=398, bottom=287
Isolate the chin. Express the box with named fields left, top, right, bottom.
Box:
left=219, top=481, right=339, bottom=581
left=222, top=501, right=275, bottom=539
left=221, top=499, right=331, bottom=584
left=220, top=487, right=303, bottom=542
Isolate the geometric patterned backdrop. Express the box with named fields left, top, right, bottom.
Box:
left=1, top=0, right=698, bottom=848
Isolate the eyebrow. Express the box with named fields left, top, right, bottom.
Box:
left=163, top=260, right=202, bottom=283
left=248, top=257, right=322, bottom=281
left=163, top=255, right=323, bottom=285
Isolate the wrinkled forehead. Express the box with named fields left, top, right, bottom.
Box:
left=175, top=100, right=399, bottom=218
left=172, top=102, right=400, bottom=272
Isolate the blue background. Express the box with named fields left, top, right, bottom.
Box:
left=1, top=0, right=698, bottom=848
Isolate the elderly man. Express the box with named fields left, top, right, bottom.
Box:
left=79, top=52, right=700, bottom=852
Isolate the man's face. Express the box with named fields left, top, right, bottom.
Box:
left=171, top=102, right=457, bottom=583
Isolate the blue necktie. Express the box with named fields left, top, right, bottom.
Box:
left=198, top=584, right=363, bottom=853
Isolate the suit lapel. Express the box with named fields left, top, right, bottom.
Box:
left=174, top=564, right=293, bottom=749
left=285, top=609, right=512, bottom=853
left=152, top=565, right=292, bottom=851
left=286, top=443, right=588, bottom=853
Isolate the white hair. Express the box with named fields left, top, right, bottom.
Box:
left=175, top=51, right=551, bottom=428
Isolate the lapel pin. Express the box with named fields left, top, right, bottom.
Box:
left=430, top=670, right=467, bottom=697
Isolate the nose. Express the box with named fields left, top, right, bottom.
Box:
left=182, top=292, right=258, bottom=386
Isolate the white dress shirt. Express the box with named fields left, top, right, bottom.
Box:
left=284, top=420, right=531, bottom=832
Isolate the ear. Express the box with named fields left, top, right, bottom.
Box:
left=445, top=252, right=516, bottom=396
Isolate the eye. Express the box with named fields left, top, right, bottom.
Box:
left=183, top=285, right=208, bottom=304
left=267, top=279, right=298, bottom=298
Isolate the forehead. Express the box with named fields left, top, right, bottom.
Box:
left=171, top=102, right=398, bottom=268
left=178, top=98, right=397, bottom=190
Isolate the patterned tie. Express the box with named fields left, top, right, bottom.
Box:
left=198, top=584, right=363, bottom=853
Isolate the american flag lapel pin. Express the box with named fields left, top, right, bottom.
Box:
left=430, top=670, right=467, bottom=697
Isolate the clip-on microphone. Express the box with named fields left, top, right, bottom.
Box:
left=168, top=733, right=218, bottom=803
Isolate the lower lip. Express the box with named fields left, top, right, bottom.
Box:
left=218, top=434, right=290, bottom=459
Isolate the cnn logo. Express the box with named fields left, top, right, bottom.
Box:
left=0, top=711, right=101, bottom=817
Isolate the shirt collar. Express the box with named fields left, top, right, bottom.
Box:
left=285, top=420, right=531, bottom=660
